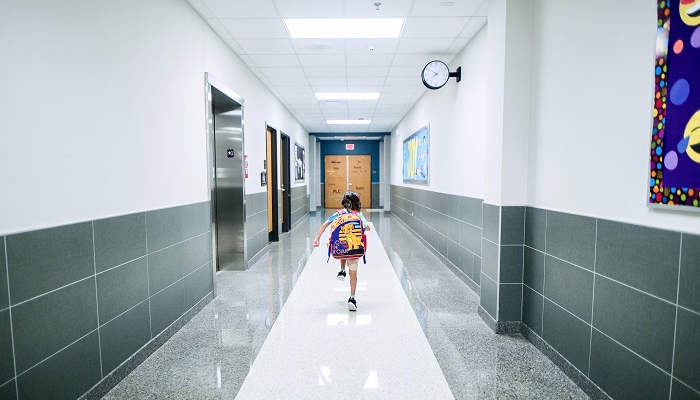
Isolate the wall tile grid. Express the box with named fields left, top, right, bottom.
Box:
left=0, top=202, right=213, bottom=400
left=371, top=183, right=380, bottom=208
left=246, top=192, right=269, bottom=262
left=478, top=204, right=525, bottom=331
left=390, top=185, right=483, bottom=292
left=290, top=186, right=310, bottom=229
left=521, top=207, right=700, bottom=400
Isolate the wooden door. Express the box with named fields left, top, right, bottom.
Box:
left=266, top=126, right=279, bottom=241
left=324, top=155, right=371, bottom=209
left=348, top=155, right=371, bottom=209
left=267, top=128, right=273, bottom=232
left=324, top=155, right=347, bottom=209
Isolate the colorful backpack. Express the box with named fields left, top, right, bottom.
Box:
left=327, top=209, right=367, bottom=263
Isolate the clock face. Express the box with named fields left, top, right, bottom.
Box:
left=422, top=60, right=450, bottom=89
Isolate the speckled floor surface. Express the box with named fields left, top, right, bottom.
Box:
left=104, top=211, right=587, bottom=400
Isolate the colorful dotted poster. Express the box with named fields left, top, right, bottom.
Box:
left=650, top=0, right=700, bottom=208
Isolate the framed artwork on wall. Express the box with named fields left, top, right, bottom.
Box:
left=649, top=0, right=700, bottom=209
left=403, top=125, right=430, bottom=184
left=295, top=143, right=305, bottom=182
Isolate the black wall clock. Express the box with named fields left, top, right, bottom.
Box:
left=421, top=60, right=461, bottom=90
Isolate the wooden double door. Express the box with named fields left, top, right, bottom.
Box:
left=324, top=155, right=371, bottom=209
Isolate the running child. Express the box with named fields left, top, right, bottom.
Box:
left=312, top=191, right=370, bottom=311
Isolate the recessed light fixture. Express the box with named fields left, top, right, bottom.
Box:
left=327, top=119, right=372, bottom=125
left=284, top=18, right=404, bottom=39
left=316, top=92, right=380, bottom=100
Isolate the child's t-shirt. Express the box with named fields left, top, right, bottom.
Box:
left=327, top=209, right=368, bottom=226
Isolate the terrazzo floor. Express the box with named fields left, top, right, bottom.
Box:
left=103, top=211, right=587, bottom=400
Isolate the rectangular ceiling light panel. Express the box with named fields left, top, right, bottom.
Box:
left=327, top=119, right=372, bottom=125
left=315, top=92, right=380, bottom=100
left=284, top=18, right=404, bottom=39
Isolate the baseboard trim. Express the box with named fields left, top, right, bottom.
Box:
left=290, top=212, right=308, bottom=230
left=247, top=244, right=271, bottom=268
left=79, top=292, right=214, bottom=399
left=477, top=305, right=497, bottom=331
left=392, top=215, right=480, bottom=293
left=521, top=325, right=612, bottom=400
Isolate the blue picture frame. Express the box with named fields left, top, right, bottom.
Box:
left=403, top=125, right=430, bottom=184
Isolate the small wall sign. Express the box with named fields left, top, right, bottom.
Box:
left=226, top=149, right=234, bottom=158
left=346, top=143, right=355, bottom=151
left=244, top=155, right=249, bottom=178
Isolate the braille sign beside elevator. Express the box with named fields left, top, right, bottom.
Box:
left=227, top=149, right=234, bottom=158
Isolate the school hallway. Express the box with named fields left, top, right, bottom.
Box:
left=3, top=1, right=700, bottom=399
left=103, top=211, right=585, bottom=399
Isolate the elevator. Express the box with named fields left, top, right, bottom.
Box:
left=206, top=77, right=247, bottom=273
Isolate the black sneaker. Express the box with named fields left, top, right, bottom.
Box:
left=348, top=297, right=357, bottom=311
left=337, top=269, right=347, bottom=281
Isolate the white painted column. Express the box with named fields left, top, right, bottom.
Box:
left=484, top=0, right=533, bottom=206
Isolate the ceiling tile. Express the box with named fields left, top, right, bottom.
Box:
left=219, top=18, right=289, bottom=39
left=298, top=54, right=345, bottom=67
left=311, top=84, right=349, bottom=92
left=224, top=38, right=246, bottom=54
left=203, top=0, right=278, bottom=18
left=345, top=52, right=394, bottom=67
left=186, top=0, right=214, bottom=18
left=347, top=76, right=386, bottom=87
left=344, top=38, right=399, bottom=54
left=348, top=104, right=377, bottom=115
left=392, top=53, right=452, bottom=67
left=292, top=39, right=345, bottom=54
left=397, top=38, right=452, bottom=53
left=322, top=112, right=350, bottom=120
left=259, top=67, right=307, bottom=85
left=206, top=18, right=232, bottom=39
left=459, top=16, right=487, bottom=38
left=346, top=66, right=389, bottom=78
left=388, top=65, right=421, bottom=78
left=238, top=54, right=255, bottom=66
left=274, top=0, right=344, bottom=17
left=384, top=75, right=418, bottom=86
left=402, top=17, right=468, bottom=38
left=320, top=101, right=348, bottom=113
left=306, top=76, right=346, bottom=87
left=345, top=84, right=384, bottom=92
left=410, top=0, right=483, bottom=17
left=237, top=39, right=295, bottom=54
left=275, top=85, right=314, bottom=97
left=382, top=84, right=422, bottom=96
left=303, top=66, right=345, bottom=79
left=249, top=54, right=300, bottom=67
left=343, top=0, right=413, bottom=16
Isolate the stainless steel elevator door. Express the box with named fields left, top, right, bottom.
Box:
left=213, top=95, right=244, bottom=271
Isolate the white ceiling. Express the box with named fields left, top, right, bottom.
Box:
left=187, top=0, right=487, bottom=133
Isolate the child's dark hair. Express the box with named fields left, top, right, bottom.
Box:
left=341, top=191, right=362, bottom=212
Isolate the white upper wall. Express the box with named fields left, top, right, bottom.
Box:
left=528, top=0, right=700, bottom=235
left=391, top=26, right=488, bottom=199
left=0, top=0, right=307, bottom=235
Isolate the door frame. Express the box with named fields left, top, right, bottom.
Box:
left=204, top=72, right=247, bottom=296
left=323, top=154, right=372, bottom=209
left=267, top=124, right=279, bottom=242
left=280, top=132, right=292, bottom=232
